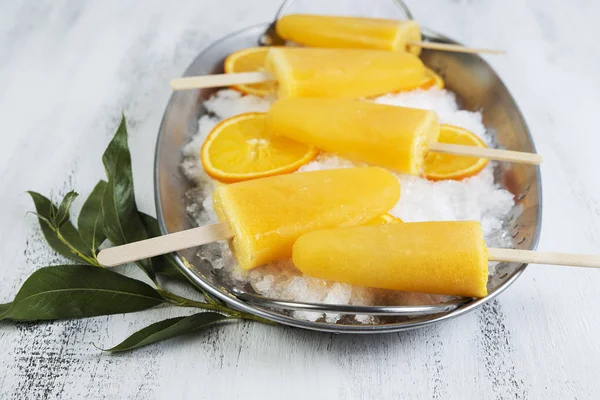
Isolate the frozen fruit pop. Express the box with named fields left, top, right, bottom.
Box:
left=275, top=14, right=503, bottom=55
left=293, top=221, right=489, bottom=297
left=293, top=221, right=600, bottom=298
left=268, top=98, right=439, bottom=175
left=212, top=167, right=400, bottom=270
left=97, top=167, right=400, bottom=268
left=265, top=47, right=425, bottom=99
left=267, top=98, right=542, bottom=174
left=171, top=47, right=427, bottom=97
left=277, top=14, right=423, bottom=55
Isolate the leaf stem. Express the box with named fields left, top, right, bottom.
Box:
left=237, top=312, right=276, bottom=325
left=157, top=289, right=224, bottom=312
left=54, top=227, right=101, bottom=267
left=156, top=290, right=274, bottom=324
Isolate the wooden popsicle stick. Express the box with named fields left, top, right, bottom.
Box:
left=488, top=248, right=600, bottom=268
left=96, top=222, right=234, bottom=267
left=407, top=41, right=504, bottom=55
left=429, top=142, right=543, bottom=165
left=170, top=71, right=276, bottom=91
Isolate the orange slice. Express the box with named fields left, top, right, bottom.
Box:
left=384, top=68, right=445, bottom=96
left=424, top=125, right=489, bottom=181
left=201, top=112, right=318, bottom=183
left=365, top=213, right=403, bottom=225
left=224, top=47, right=276, bottom=97
left=419, top=68, right=445, bottom=90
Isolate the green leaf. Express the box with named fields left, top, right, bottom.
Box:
left=0, top=265, right=164, bottom=321
left=101, top=116, right=147, bottom=245
left=27, top=191, right=96, bottom=265
left=103, top=312, right=230, bottom=352
left=101, top=116, right=153, bottom=279
left=55, top=191, right=78, bottom=227
left=139, top=213, right=187, bottom=281
left=78, top=180, right=108, bottom=252
left=102, top=114, right=130, bottom=179
left=0, top=303, right=11, bottom=317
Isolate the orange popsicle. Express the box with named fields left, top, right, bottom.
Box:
left=171, top=47, right=427, bottom=97
left=276, top=14, right=422, bottom=55
left=267, top=97, right=439, bottom=175
left=213, top=167, right=400, bottom=270
left=293, top=221, right=489, bottom=298
left=264, top=47, right=426, bottom=99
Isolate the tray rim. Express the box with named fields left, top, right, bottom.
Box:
left=154, top=22, right=543, bottom=334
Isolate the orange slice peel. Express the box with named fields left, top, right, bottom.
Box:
left=419, top=68, right=445, bottom=90
left=365, top=213, right=403, bottom=225
left=224, top=47, right=276, bottom=97
left=424, top=124, right=489, bottom=181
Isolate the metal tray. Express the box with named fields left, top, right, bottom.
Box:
left=154, top=19, right=542, bottom=333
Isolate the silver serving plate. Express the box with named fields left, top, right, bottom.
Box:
left=154, top=7, right=542, bottom=333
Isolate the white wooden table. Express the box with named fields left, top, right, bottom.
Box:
left=1, top=0, right=599, bottom=398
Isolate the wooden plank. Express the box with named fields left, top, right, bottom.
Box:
left=1, top=0, right=599, bottom=399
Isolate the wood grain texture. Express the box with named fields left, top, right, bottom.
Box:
left=1, top=0, right=600, bottom=398
left=170, top=71, right=276, bottom=90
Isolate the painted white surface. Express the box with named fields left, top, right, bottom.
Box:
left=0, top=0, right=599, bottom=398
